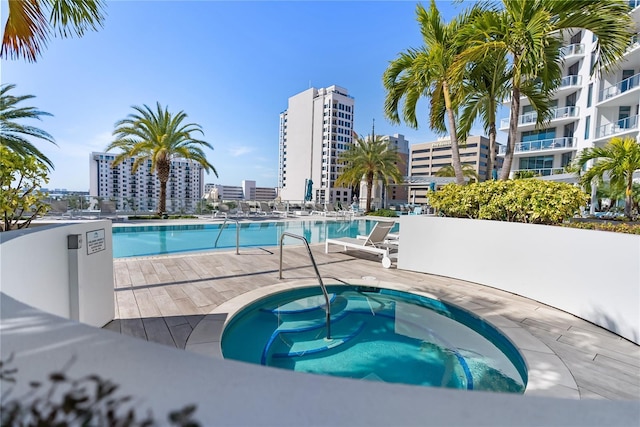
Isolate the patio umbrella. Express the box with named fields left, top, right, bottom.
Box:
left=305, top=179, right=313, bottom=201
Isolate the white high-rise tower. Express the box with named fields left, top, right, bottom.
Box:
left=278, top=85, right=355, bottom=203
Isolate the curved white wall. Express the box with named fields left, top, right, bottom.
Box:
left=0, top=221, right=114, bottom=327
left=398, top=216, right=640, bottom=344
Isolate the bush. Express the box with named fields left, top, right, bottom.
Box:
left=365, top=208, right=398, bottom=217
left=428, top=180, right=588, bottom=225
left=563, top=221, right=640, bottom=235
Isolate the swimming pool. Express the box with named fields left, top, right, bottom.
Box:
left=221, top=285, right=527, bottom=392
left=112, top=220, right=398, bottom=258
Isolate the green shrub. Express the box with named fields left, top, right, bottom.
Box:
left=365, top=208, right=398, bottom=217
left=563, top=221, right=640, bottom=235
left=428, top=180, right=588, bottom=225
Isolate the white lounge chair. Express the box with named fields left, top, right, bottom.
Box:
left=325, top=221, right=397, bottom=268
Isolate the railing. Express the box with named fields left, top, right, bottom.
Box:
left=558, top=75, right=582, bottom=89
left=214, top=218, right=240, bottom=255
left=511, top=168, right=566, bottom=177
left=598, top=72, right=640, bottom=102
left=279, top=232, right=331, bottom=339
left=630, top=0, right=640, bottom=10
left=559, top=43, right=585, bottom=57
left=498, top=137, right=576, bottom=155
left=596, top=115, right=640, bottom=138
left=500, top=106, right=579, bottom=128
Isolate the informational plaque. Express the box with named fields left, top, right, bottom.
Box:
left=86, top=229, right=106, bottom=255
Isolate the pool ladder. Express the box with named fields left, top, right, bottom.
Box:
left=279, top=232, right=331, bottom=339
left=214, top=218, right=240, bottom=255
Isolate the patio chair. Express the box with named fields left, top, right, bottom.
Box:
left=47, top=200, right=71, bottom=219
left=99, top=201, right=118, bottom=219
left=325, top=221, right=397, bottom=268
left=214, top=204, right=230, bottom=218
left=273, top=202, right=290, bottom=217
left=258, top=201, right=281, bottom=217
left=408, top=206, right=423, bottom=215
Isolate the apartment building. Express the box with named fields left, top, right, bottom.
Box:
left=278, top=85, right=355, bottom=204
left=89, top=152, right=204, bottom=212
left=498, top=4, right=640, bottom=178
left=408, top=135, right=500, bottom=204
left=204, top=180, right=277, bottom=201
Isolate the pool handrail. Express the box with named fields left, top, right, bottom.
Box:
left=214, top=218, right=240, bottom=255
left=278, top=232, right=331, bottom=339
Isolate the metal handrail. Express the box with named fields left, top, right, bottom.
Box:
left=279, top=232, right=331, bottom=339
left=214, top=218, right=240, bottom=255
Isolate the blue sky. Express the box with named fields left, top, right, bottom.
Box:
left=2, top=0, right=491, bottom=191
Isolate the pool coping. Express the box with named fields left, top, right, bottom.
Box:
left=184, top=278, right=580, bottom=399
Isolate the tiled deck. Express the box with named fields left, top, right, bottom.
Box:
left=106, top=245, right=640, bottom=401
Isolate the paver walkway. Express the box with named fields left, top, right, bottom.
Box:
left=106, top=245, right=640, bottom=401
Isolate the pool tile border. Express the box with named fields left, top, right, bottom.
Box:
left=184, top=279, right=580, bottom=399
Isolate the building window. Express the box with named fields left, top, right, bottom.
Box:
left=584, top=115, right=590, bottom=139
left=587, top=83, right=593, bottom=107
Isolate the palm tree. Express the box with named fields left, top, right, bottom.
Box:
left=106, top=102, right=218, bottom=215
left=457, top=53, right=511, bottom=181
left=1, top=0, right=105, bottom=62
left=384, top=1, right=481, bottom=185
left=455, top=0, right=633, bottom=180
left=576, top=137, right=640, bottom=218
left=0, top=84, right=57, bottom=169
left=435, top=164, right=479, bottom=183
left=335, top=134, right=403, bottom=213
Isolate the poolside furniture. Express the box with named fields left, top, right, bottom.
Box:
left=325, top=221, right=397, bottom=268
left=46, top=200, right=71, bottom=219
left=99, top=201, right=118, bottom=220
left=408, top=206, right=422, bottom=215
left=273, top=202, right=291, bottom=217
left=259, top=202, right=284, bottom=218
left=215, top=204, right=230, bottom=218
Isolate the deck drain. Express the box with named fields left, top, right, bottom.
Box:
left=361, top=276, right=376, bottom=281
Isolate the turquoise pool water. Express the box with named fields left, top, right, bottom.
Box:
left=112, top=220, right=398, bottom=258
left=221, top=285, right=527, bottom=392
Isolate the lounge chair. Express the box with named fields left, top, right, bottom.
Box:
left=214, top=204, right=229, bottom=218
left=259, top=201, right=283, bottom=218
left=273, top=202, right=290, bottom=217
left=99, top=201, right=118, bottom=219
left=325, top=221, right=397, bottom=268
left=408, top=206, right=422, bottom=215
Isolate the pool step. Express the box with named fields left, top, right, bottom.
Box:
left=272, top=321, right=366, bottom=359
left=263, top=295, right=349, bottom=324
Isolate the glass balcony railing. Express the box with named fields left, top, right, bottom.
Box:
left=498, top=137, right=576, bottom=155
left=560, top=43, right=585, bottom=57
left=559, top=75, right=582, bottom=89
left=596, top=115, right=639, bottom=138
left=511, top=168, right=566, bottom=178
left=598, top=73, right=640, bottom=102
left=500, top=106, right=579, bottom=128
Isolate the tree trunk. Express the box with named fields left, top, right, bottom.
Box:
left=366, top=173, right=373, bottom=212
left=487, top=121, right=497, bottom=181
left=157, top=160, right=170, bottom=215
left=625, top=176, right=633, bottom=218
left=500, top=85, right=521, bottom=180
left=442, top=81, right=464, bottom=185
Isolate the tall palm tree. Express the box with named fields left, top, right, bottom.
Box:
left=335, top=134, right=403, bottom=213
left=106, top=102, right=218, bottom=215
left=455, top=0, right=633, bottom=180
left=384, top=1, right=481, bottom=185
left=0, top=83, right=56, bottom=169
left=2, top=0, right=105, bottom=62
left=576, top=137, right=640, bottom=218
left=435, top=164, right=479, bottom=183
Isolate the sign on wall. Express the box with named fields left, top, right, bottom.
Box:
left=86, top=229, right=106, bottom=255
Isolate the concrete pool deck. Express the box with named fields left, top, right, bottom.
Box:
left=106, top=243, right=640, bottom=401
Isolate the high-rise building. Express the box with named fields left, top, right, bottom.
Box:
left=203, top=181, right=277, bottom=201
left=278, top=85, right=355, bottom=203
left=383, top=133, right=410, bottom=205
left=498, top=5, right=640, bottom=178
left=89, top=152, right=204, bottom=212
left=408, top=135, right=500, bottom=204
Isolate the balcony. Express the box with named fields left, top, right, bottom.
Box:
left=500, top=106, right=579, bottom=130
left=559, top=43, right=585, bottom=58
left=554, top=75, right=582, bottom=97
left=598, top=73, right=640, bottom=106
left=595, top=115, right=639, bottom=139
left=498, top=137, right=576, bottom=156
left=511, top=167, right=566, bottom=177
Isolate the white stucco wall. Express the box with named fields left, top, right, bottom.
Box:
left=0, top=221, right=114, bottom=327
left=397, top=216, right=640, bottom=344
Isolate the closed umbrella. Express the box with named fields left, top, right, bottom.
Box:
left=305, top=179, right=313, bottom=201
